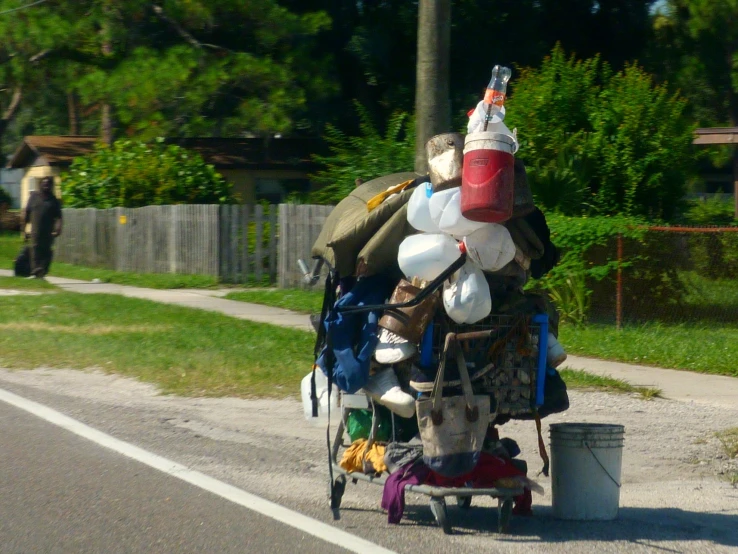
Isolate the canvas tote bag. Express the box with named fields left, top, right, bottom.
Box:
left=416, top=332, right=491, bottom=477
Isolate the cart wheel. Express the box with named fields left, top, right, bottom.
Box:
left=430, top=497, right=452, bottom=534
left=497, top=497, right=513, bottom=533
left=456, top=496, right=472, bottom=510
left=330, top=475, right=346, bottom=519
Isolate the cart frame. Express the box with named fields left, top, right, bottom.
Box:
left=328, top=396, right=524, bottom=534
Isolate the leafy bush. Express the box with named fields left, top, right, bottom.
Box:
left=506, top=45, right=695, bottom=220
left=61, top=139, right=234, bottom=208
left=531, top=213, right=693, bottom=323
left=679, top=197, right=738, bottom=279
left=310, top=102, right=415, bottom=204
left=683, top=196, right=737, bottom=227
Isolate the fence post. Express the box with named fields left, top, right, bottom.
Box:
left=268, top=205, right=277, bottom=284
left=616, top=233, right=623, bottom=330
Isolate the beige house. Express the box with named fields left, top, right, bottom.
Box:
left=7, top=135, right=323, bottom=209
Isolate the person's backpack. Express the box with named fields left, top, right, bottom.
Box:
left=14, top=246, right=31, bottom=277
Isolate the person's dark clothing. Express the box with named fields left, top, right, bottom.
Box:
left=25, top=192, right=61, bottom=277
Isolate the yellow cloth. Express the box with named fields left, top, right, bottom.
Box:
left=366, top=179, right=414, bottom=212
left=339, top=439, right=387, bottom=475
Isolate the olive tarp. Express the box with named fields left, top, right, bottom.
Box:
left=311, top=165, right=546, bottom=279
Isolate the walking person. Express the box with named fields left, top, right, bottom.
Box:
left=23, top=176, right=62, bottom=279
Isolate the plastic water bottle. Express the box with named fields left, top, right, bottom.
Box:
left=427, top=187, right=487, bottom=238
left=397, top=233, right=462, bottom=281
left=467, top=65, right=512, bottom=134
left=442, top=261, right=492, bottom=324
left=406, top=182, right=440, bottom=233
left=462, top=223, right=516, bottom=272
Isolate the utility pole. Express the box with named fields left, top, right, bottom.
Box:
left=414, top=0, right=451, bottom=174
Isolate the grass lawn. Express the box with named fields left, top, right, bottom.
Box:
left=225, top=288, right=324, bottom=314
left=0, top=232, right=219, bottom=289
left=560, top=322, right=738, bottom=377
left=0, top=289, right=314, bottom=398
left=226, top=286, right=738, bottom=378
left=0, top=276, right=57, bottom=291
left=560, top=368, right=661, bottom=398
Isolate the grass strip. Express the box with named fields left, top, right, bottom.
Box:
left=560, top=368, right=662, bottom=399
left=224, top=288, right=324, bottom=314
left=0, top=276, right=57, bottom=291
left=1, top=232, right=220, bottom=289
left=0, top=291, right=314, bottom=398
left=559, top=323, right=738, bottom=378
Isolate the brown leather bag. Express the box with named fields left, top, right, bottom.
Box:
left=378, top=279, right=439, bottom=344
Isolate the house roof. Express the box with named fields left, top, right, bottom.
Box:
left=7, top=135, right=324, bottom=170
left=694, top=127, right=738, bottom=145
left=7, top=136, right=99, bottom=168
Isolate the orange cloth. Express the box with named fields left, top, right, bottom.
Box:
left=339, top=439, right=387, bottom=475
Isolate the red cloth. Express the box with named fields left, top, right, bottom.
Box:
left=425, top=453, right=533, bottom=515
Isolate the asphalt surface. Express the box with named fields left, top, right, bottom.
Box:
left=1, top=371, right=736, bottom=554
left=0, top=399, right=349, bottom=554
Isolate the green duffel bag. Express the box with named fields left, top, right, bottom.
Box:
left=311, top=172, right=424, bottom=277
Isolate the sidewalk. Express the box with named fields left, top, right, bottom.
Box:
left=3, top=269, right=737, bottom=408
left=0, top=269, right=313, bottom=331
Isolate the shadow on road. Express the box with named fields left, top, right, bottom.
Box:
left=397, top=503, right=738, bottom=547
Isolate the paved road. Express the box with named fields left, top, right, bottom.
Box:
left=1, top=371, right=736, bottom=554
left=0, top=399, right=356, bottom=554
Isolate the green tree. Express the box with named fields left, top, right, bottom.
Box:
left=651, top=0, right=738, bottom=127
left=0, top=0, right=334, bottom=143
left=506, top=46, right=695, bottom=219
left=61, top=139, right=234, bottom=208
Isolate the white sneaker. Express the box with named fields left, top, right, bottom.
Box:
left=547, top=332, right=567, bottom=368
left=374, top=328, right=417, bottom=364
left=361, top=368, right=416, bottom=418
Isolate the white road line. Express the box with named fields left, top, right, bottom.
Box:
left=0, top=387, right=396, bottom=554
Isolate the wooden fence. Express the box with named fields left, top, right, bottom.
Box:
left=54, top=203, right=332, bottom=286
left=277, top=204, right=333, bottom=289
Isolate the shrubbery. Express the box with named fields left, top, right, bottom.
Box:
left=309, top=102, right=415, bottom=204
left=62, top=139, right=234, bottom=208
left=506, top=45, right=696, bottom=220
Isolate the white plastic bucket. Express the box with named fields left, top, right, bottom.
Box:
left=550, top=423, right=625, bottom=520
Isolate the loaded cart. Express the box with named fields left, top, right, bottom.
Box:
left=304, top=81, right=570, bottom=533
left=306, top=251, right=551, bottom=533
left=325, top=309, right=550, bottom=534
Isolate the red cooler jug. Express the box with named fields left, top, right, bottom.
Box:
left=461, top=132, right=516, bottom=223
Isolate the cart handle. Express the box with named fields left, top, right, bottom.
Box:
left=334, top=252, right=467, bottom=315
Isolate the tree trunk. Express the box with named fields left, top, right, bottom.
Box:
left=414, top=0, right=451, bottom=174
left=0, top=88, right=23, bottom=165
left=68, top=92, right=79, bottom=135
left=101, top=1, right=114, bottom=145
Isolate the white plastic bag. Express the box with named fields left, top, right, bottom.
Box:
left=301, top=370, right=339, bottom=425
left=442, top=261, right=492, bottom=324
left=398, top=233, right=461, bottom=281
left=463, top=224, right=516, bottom=272
left=407, top=182, right=440, bottom=233
left=428, top=187, right=486, bottom=238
